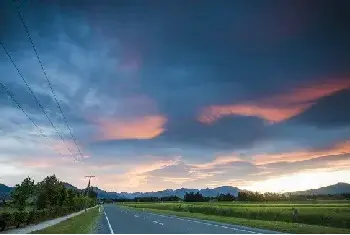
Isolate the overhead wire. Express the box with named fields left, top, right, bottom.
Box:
left=0, top=82, right=65, bottom=158
left=12, top=0, right=84, bottom=161
left=0, top=41, right=76, bottom=159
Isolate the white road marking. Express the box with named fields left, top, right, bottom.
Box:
left=134, top=215, right=139, bottom=218
left=104, top=211, right=114, bottom=234
left=228, top=227, right=256, bottom=234
left=133, top=209, right=258, bottom=234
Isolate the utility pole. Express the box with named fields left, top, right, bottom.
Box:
left=85, top=175, right=95, bottom=195
left=84, top=175, right=95, bottom=211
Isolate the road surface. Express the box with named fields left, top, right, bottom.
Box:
left=96, top=204, right=280, bottom=234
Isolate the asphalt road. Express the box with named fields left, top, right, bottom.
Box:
left=96, top=204, right=280, bottom=234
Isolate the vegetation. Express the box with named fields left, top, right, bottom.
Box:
left=0, top=175, right=97, bottom=231
left=218, top=193, right=236, bottom=201
left=107, top=191, right=350, bottom=203
left=123, top=201, right=350, bottom=230
left=184, top=192, right=205, bottom=202
left=125, top=206, right=350, bottom=234
left=33, top=207, right=100, bottom=234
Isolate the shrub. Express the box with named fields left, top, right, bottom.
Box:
left=26, top=210, right=36, bottom=225
left=0, top=212, right=15, bottom=231
left=14, top=211, right=27, bottom=228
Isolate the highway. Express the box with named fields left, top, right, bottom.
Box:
left=96, top=204, right=280, bottom=234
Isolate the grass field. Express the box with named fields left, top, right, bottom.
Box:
left=121, top=201, right=350, bottom=233
left=33, top=207, right=100, bottom=234
left=125, top=206, right=350, bottom=234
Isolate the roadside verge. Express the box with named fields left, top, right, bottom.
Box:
left=4, top=206, right=98, bottom=234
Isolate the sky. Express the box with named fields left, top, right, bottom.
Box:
left=0, top=0, right=350, bottom=193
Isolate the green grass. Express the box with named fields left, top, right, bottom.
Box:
left=33, top=207, right=100, bottom=234
left=122, top=202, right=350, bottom=229
left=123, top=206, right=350, bottom=234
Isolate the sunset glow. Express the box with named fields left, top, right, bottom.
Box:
left=243, top=170, right=350, bottom=193
left=199, top=79, right=350, bottom=124
left=0, top=0, right=349, bottom=197
left=97, top=115, right=167, bottom=140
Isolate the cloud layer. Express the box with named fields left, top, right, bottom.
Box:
left=0, top=0, right=350, bottom=192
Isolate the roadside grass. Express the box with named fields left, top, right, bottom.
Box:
left=123, top=202, right=350, bottom=229
left=33, top=207, right=100, bottom=234
left=121, top=206, right=350, bottom=234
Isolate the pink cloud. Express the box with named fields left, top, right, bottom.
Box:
left=96, top=115, right=167, bottom=140
left=252, top=140, right=350, bottom=165
left=191, top=155, right=242, bottom=170
left=199, top=103, right=310, bottom=124
left=199, top=78, right=350, bottom=124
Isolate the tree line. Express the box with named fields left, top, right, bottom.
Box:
left=0, top=175, right=97, bottom=231
left=106, top=191, right=350, bottom=203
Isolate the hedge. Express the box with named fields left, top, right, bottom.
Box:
left=0, top=204, right=96, bottom=231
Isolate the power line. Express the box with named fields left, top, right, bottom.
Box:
left=13, top=0, right=84, bottom=161
left=0, top=41, right=76, bottom=159
left=0, top=82, right=65, bottom=158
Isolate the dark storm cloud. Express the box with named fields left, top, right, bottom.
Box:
left=289, top=89, right=350, bottom=127
left=159, top=116, right=274, bottom=150
left=58, top=0, right=350, bottom=140
left=1, top=0, right=350, bottom=190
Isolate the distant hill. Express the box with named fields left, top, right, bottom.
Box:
left=0, top=183, right=13, bottom=196
left=88, top=186, right=240, bottom=199
left=1, top=182, right=349, bottom=199
left=294, top=182, right=350, bottom=195
left=62, top=182, right=79, bottom=191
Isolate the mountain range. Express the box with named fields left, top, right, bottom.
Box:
left=293, top=182, right=350, bottom=195
left=0, top=183, right=12, bottom=196
left=1, top=182, right=349, bottom=199
left=90, top=186, right=241, bottom=199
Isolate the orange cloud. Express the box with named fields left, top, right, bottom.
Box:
left=272, top=80, right=350, bottom=104
left=97, top=115, right=167, bottom=140
left=199, top=103, right=310, bottom=124
left=199, top=79, right=350, bottom=124
left=22, top=159, right=55, bottom=168
left=130, top=157, right=181, bottom=175
left=95, top=157, right=181, bottom=191
left=191, top=155, right=242, bottom=170
left=253, top=140, right=350, bottom=165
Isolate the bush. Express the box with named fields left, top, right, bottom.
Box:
left=26, top=210, right=36, bottom=225
left=35, top=209, right=50, bottom=222
left=14, top=211, right=27, bottom=228
left=0, top=212, right=15, bottom=231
